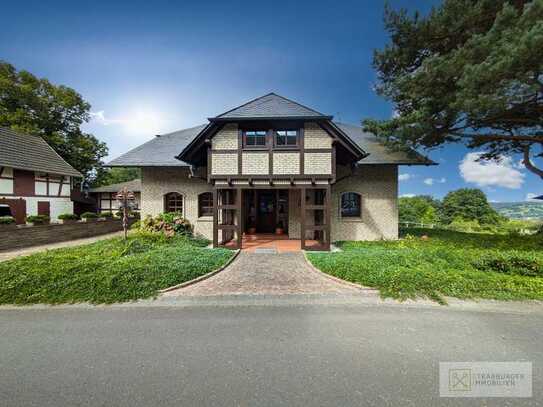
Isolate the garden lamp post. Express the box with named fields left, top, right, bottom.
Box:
left=116, top=187, right=136, bottom=240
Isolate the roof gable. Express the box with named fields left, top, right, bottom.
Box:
left=213, top=93, right=330, bottom=120
left=0, top=127, right=82, bottom=177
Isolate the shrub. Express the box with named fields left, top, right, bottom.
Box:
left=130, top=220, right=141, bottom=230
left=26, top=215, right=50, bottom=224
left=80, top=212, right=99, bottom=219
left=472, top=252, right=542, bottom=277
left=0, top=216, right=16, bottom=225
left=58, top=213, right=79, bottom=220
left=141, top=212, right=193, bottom=237
left=100, top=212, right=113, bottom=218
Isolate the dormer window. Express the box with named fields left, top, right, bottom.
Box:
left=275, top=130, right=298, bottom=147
left=243, top=130, right=267, bottom=147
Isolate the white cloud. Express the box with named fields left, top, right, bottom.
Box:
left=400, top=194, right=416, bottom=198
left=423, top=177, right=446, bottom=186
left=526, top=193, right=541, bottom=202
left=399, top=173, right=412, bottom=181
left=89, top=111, right=123, bottom=126
left=90, top=109, right=168, bottom=136
left=459, top=152, right=524, bottom=189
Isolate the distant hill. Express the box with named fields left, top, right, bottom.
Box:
left=491, top=202, right=543, bottom=219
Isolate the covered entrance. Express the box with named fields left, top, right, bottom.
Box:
left=213, top=186, right=331, bottom=251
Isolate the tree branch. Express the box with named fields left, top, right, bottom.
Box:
left=523, top=145, right=543, bottom=179
left=450, top=132, right=543, bottom=144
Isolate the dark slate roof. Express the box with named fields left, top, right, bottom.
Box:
left=107, top=124, right=207, bottom=167
left=108, top=122, right=433, bottom=167
left=90, top=179, right=141, bottom=193
left=214, top=93, right=329, bottom=119
left=534, top=195, right=543, bottom=200
left=0, top=127, right=82, bottom=177
left=335, top=122, right=435, bottom=165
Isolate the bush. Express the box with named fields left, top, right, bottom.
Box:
left=0, top=216, right=16, bottom=225
left=58, top=213, right=79, bottom=220
left=100, top=212, right=113, bottom=218
left=26, top=215, right=50, bottom=224
left=472, top=251, right=542, bottom=277
left=80, top=212, right=98, bottom=219
left=130, top=220, right=141, bottom=230
left=141, top=212, right=193, bottom=237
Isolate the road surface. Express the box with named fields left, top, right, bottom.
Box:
left=1, top=302, right=541, bottom=406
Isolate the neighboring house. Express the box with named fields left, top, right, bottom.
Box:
left=109, top=93, right=434, bottom=250
left=89, top=179, right=141, bottom=213
left=0, top=127, right=82, bottom=224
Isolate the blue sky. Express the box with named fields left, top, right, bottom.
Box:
left=1, top=0, right=541, bottom=202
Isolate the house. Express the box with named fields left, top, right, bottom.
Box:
left=108, top=93, right=434, bottom=250
left=89, top=179, right=141, bottom=213
left=0, top=127, right=82, bottom=224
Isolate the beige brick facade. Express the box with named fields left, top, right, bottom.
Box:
left=273, top=152, right=300, bottom=175
left=211, top=153, right=238, bottom=175
left=242, top=152, right=268, bottom=175
left=304, top=122, right=333, bottom=149
left=304, top=152, right=332, bottom=174
left=212, top=123, right=238, bottom=150
left=141, top=167, right=213, bottom=239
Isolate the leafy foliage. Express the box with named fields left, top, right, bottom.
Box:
left=26, top=215, right=50, bottom=224
left=364, top=0, right=543, bottom=179
left=92, top=167, right=141, bottom=188
left=399, top=195, right=441, bottom=223
left=58, top=213, right=79, bottom=220
left=0, top=216, right=15, bottom=224
left=441, top=188, right=504, bottom=224
left=0, top=61, right=108, bottom=179
left=80, top=212, right=98, bottom=219
left=308, top=228, right=543, bottom=304
left=141, top=212, right=193, bottom=237
left=0, top=232, right=233, bottom=304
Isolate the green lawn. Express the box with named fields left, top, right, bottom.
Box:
left=307, top=228, right=543, bottom=304
left=0, top=232, right=234, bottom=305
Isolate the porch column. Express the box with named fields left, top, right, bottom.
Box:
left=212, top=187, right=218, bottom=248
left=300, top=187, right=306, bottom=250
left=324, top=185, right=331, bottom=251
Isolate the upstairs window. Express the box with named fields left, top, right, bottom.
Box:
left=243, top=130, right=267, bottom=147
left=275, top=130, right=298, bottom=147
left=340, top=192, right=361, bottom=218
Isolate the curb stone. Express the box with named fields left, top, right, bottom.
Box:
left=158, top=249, right=241, bottom=293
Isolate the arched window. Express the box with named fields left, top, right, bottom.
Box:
left=164, top=192, right=183, bottom=214
left=340, top=192, right=361, bottom=218
left=198, top=192, right=213, bottom=217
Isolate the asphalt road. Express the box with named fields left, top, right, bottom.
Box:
left=0, top=303, right=541, bottom=406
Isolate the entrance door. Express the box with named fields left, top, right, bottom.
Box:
left=256, top=191, right=275, bottom=233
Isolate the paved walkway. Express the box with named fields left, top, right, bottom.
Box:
left=165, top=251, right=366, bottom=296
left=0, top=231, right=124, bottom=262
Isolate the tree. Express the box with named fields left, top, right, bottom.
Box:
left=440, top=188, right=504, bottom=224
left=364, top=0, right=543, bottom=179
left=92, top=167, right=141, bottom=187
left=399, top=195, right=441, bottom=223
left=0, top=61, right=108, bottom=180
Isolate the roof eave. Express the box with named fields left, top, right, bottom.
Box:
left=208, top=115, right=333, bottom=122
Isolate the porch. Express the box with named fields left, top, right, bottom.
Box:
left=213, top=186, right=332, bottom=251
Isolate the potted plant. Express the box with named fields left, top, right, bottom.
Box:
left=58, top=213, right=79, bottom=224
left=26, top=215, right=50, bottom=226
left=275, top=221, right=284, bottom=235
left=0, top=216, right=17, bottom=230
left=80, top=212, right=99, bottom=222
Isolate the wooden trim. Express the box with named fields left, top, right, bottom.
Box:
left=268, top=129, right=273, bottom=176
left=273, top=129, right=300, bottom=149
left=300, top=187, right=306, bottom=250
left=325, top=185, right=331, bottom=251
left=236, top=188, right=242, bottom=249
left=211, top=174, right=332, bottom=180
left=300, top=126, right=305, bottom=175
left=237, top=129, right=243, bottom=175
left=331, top=144, right=337, bottom=183
left=212, top=188, right=218, bottom=247
left=217, top=204, right=237, bottom=210
left=303, top=148, right=333, bottom=154
left=306, top=204, right=325, bottom=210
left=207, top=146, right=211, bottom=183
left=210, top=149, right=239, bottom=154
left=218, top=224, right=237, bottom=231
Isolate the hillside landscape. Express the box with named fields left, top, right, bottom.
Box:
left=491, top=202, right=543, bottom=220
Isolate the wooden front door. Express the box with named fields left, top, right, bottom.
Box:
left=0, top=198, right=27, bottom=224
left=256, top=191, right=276, bottom=233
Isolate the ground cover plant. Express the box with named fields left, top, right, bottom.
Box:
left=307, top=228, right=543, bottom=304
left=0, top=231, right=233, bottom=304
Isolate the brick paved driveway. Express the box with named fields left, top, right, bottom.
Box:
left=164, top=252, right=363, bottom=296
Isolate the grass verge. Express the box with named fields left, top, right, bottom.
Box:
left=0, top=232, right=234, bottom=304
left=307, top=228, right=543, bottom=304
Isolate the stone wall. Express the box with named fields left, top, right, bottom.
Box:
left=0, top=220, right=128, bottom=252
left=304, top=122, right=333, bottom=149
left=242, top=152, right=268, bottom=175
left=304, top=152, right=332, bottom=174
left=141, top=167, right=213, bottom=240
left=273, top=152, right=300, bottom=175
left=211, top=123, right=238, bottom=150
